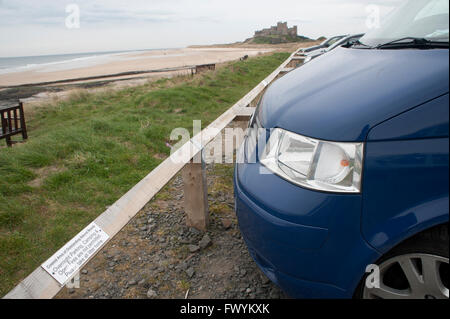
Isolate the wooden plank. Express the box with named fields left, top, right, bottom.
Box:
left=7, top=110, right=12, bottom=133
left=280, top=67, right=295, bottom=73
left=3, top=48, right=301, bottom=299
left=182, top=153, right=209, bottom=231
left=1, top=110, right=12, bottom=146
left=234, top=107, right=256, bottom=121
left=0, top=111, right=6, bottom=136
left=5, top=267, right=62, bottom=299
left=19, top=102, right=28, bottom=140
left=13, top=109, right=18, bottom=132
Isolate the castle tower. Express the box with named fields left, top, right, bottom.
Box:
left=289, top=25, right=298, bottom=37
left=277, top=22, right=288, bottom=35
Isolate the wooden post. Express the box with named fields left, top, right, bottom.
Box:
left=1, top=111, right=11, bottom=147
left=19, top=102, right=28, bottom=140
left=182, top=152, right=209, bottom=231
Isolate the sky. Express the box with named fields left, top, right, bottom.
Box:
left=0, top=0, right=404, bottom=57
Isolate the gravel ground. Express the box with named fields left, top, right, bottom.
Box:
left=56, top=123, right=287, bottom=299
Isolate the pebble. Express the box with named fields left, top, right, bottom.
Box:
left=260, top=274, right=270, bottom=284
left=188, top=245, right=201, bottom=253
left=222, top=219, right=233, bottom=230
left=179, top=263, right=188, bottom=271
left=146, top=289, right=158, bottom=299
left=186, top=268, right=195, bottom=278
left=199, top=234, right=212, bottom=249
left=189, top=228, right=201, bottom=235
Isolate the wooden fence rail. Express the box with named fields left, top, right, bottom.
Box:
left=3, top=49, right=304, bottom=299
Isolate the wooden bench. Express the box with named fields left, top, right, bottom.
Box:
left=0, top=102, right=28, bottom=147
left=195, top=63, right=216, bottom=74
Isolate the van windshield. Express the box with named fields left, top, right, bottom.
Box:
left=360, top=0, right=449, bottom=47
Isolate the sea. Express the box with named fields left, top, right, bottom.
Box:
left=0, top=49, right=176, bottom=75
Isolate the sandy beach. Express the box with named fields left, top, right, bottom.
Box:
left=0, top=47, right=274, bottom=87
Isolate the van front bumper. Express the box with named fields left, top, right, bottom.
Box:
left=233, top=148, right=380, bottom=298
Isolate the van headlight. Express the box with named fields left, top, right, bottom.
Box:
left=260, top=128, right=364, bottom=193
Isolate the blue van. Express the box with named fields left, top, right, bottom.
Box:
left=234, top=0, right=449, bottom=299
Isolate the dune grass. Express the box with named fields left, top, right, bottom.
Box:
left=0, top=52, right=290, bottom=296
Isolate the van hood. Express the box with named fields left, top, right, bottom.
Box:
left=259, top=47, right=449, bottom=141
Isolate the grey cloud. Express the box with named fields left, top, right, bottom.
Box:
left=0, top=0, right=179, bottom=26
left=0, top=0, right=404, bottom=26
left=0, top=0, right=408, bottom=56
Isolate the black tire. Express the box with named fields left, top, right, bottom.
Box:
left=354, top=223, right=449, bottom=299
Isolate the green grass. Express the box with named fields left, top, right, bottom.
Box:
left=252, top=35, right=312, bottom=44
left=0, top=52, right=290, bottom=296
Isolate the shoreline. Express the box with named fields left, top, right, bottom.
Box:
left=0, top=47, right=274, bottom=87
left=0, top=42, right=315, bottom=107
left=0, top=65, right=201, bottom=89
left=0, top=46, right=271, bottom=107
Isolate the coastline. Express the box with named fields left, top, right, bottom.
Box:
left=0, top=42, right=316, bottom=108
left=0, top=47, right=274, bottom=87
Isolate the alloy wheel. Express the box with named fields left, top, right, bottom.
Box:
left=363, top=253, right=449, bottom=299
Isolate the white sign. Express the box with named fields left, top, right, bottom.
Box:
left=41, top=222, right=109, bottom=285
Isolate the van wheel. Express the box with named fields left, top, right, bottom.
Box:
left=357, top=224, right=449, bottom=299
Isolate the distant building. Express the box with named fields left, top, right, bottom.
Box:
left=254, top=22, right=298, bottom=38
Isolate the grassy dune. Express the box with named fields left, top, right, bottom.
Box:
left=0, top=52, right=290, bottom=296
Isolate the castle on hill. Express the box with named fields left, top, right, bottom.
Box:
left=254, top=22, right=298, bottom=38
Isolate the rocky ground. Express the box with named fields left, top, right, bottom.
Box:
left=56, top=123, right=287, bottom=300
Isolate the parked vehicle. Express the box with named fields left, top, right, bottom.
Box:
left=299, top=35, right=347, bottom=54
left=303, top=33, right=364, bottom=63
left=234, top=0, right=449, bottom=299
